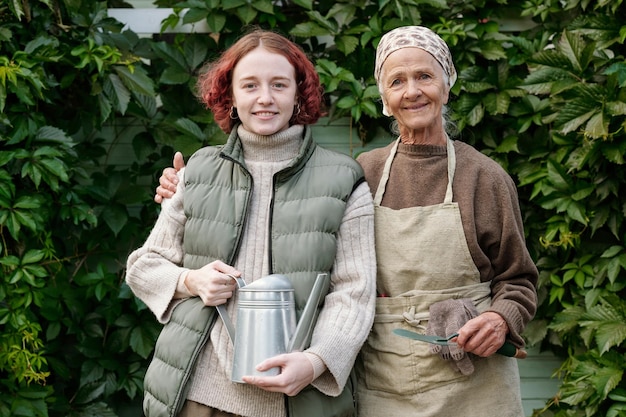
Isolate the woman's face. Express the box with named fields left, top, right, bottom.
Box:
left=231, top=47, right=298, bottom=136
left=380, top=47, right=449, bottom=141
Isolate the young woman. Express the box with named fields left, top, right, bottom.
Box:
left=126, top=29, right=376, bottom=417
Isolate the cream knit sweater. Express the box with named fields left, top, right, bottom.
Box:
left=126, top=125, right=376, bottom=417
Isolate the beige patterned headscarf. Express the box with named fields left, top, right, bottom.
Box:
left=375, top=25, right=457, bottom=89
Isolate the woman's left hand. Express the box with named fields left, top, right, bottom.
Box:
left=241, top=352, right=315, bottom=396
left=455, top=312, right=508, bottom=357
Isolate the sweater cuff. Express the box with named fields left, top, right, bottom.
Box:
left=304, top=352, right=327, bottom=380
left=174, top=269, right=192, bottom=298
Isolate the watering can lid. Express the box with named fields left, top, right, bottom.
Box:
left=243, top=274, right=294, bottom=291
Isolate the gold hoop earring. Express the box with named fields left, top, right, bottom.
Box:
left=229, top=106, right=238, bottom=120
left=294, top=103, right=301, bottom=116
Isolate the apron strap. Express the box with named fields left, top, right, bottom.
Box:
left=444, top=136, right=455, bottom=204
left=373, top=138, right=400, bottom=205
left=374, top=136, right=456, bottom=205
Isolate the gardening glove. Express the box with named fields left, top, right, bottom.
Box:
left=426, top=298, right=479, bottom=375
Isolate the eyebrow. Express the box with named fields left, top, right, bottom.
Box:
left=237, top=74, right=293, bottom=82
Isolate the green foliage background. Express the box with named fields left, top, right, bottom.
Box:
left=1, top=0, right=625, bottom=416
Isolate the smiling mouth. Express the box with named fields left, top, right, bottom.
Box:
left=254, top=111, right=278, bottom=116
left=404, top=102, right=428, bottom=110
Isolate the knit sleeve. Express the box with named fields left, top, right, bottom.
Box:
left=481, top=172, right=538, bottom=347
left=125, top=169, right=190, bottom=323
left=458, top=147, right=538, bottom=348
left=306, top=181, right=377, bottom=396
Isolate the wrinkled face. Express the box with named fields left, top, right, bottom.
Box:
left=231, top=47, right=298, bottom=136
left=380, top=47, right=449, bottom=137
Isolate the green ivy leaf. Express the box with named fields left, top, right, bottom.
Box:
left=583, top=112, right=609, bottom=139
left=236, top=5, right=257, bottom=24
left=494, top=136, right=519, bottom=153
left=182, top=7, right=208, bottom=25
left=102, top=204, right=128, bottom=236
left=252, top=0, right=274, bottom=14
left=335, top=35, right=359, bottom=55
left=113, top=66, right=155, bottom=97
left=604, top=62, right=626, bottom=87
left=290, top=0, right=313, bottom=9
left=291, top=22, right=330, bottom=37
left=160, top=67, right=191, bottom=85
left=174, top=118, right=205, bottom=141
left=336, top=96, right=357, bottom=109
left=106, top=73, right=131, bottom=115
left=479, top=40, right=507, bottom=60
left=222, top=0, right=246, bottom=9
left=202, top=12, right=225, bottom=32
left=130, top=326, right=156, bottom=359
left=73, top=381, right=107, bottom=405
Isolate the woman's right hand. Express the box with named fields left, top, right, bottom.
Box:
left=185, top=260, right=242, bottom=306
left=154, top=151, right=185, bottom=203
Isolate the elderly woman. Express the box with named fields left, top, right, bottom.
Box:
left=354, top=26, right=538, bottom=416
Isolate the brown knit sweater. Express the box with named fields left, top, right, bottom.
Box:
left=356, top=139, right=537, bottom=347
left=126, top=125, right=376, bottom=417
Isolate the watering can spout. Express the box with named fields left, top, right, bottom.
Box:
left=288, top=273, right=330, bottom=352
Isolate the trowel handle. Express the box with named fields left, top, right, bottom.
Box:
left=497, top=342, right=527, bottom=359
left=215, top=275, right=246, bottom=343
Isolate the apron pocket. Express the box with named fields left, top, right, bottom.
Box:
left=361, top=299, right=468, bottom=395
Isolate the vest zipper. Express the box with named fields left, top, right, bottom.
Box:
left=267, top=173, right=277, bottom=275
left=222, top=154, right=254, bottom=266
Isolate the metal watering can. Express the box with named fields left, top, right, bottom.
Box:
left=216, top=273, right=329, bottom=383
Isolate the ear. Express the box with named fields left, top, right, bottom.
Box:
left=381, top=96, right=391, bottom=117
left=443, top=86, right=450, bottom=105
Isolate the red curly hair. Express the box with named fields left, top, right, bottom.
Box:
left=196, top=30, right=324, bottom=133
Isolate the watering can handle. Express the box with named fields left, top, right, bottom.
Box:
left=288, top=273, right=330, bottom=352
left=216, top=275, right=246, bottom=343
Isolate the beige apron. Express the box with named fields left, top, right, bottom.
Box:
left=357, top=138, right=523, bottom=417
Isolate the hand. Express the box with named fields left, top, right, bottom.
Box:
left=455, top=312, right=508, bottom=357
left=185, top=260, right=242, bottom=306
left=242, top=352, right=315, bottom=396
left=154, top=151, right=185, bottom=203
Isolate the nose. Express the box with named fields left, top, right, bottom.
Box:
left=404, top=79, right=422, bottom=99
left=257, top=85, right=274, bottom=104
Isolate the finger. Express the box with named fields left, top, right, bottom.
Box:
left=163, top=167, right=178, bottom=180
left=199, top=286, right=233, bottom=306
left=242, top=375, right=283, bottom=391
left=212, top=260, right=242, bottom=278
left=173, top=151, right=186, bottom=171
left=155, top=185, right=173, bottom=199
left=161, top=169, right=179, bottom=192
left=256, top=354, right=287, bottom=372
left=154, top=194, right=163, bottom=204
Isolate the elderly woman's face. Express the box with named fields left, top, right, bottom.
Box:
left=231, top=46, right=298, bottom=136
left=380, top=47, right=449, bottom=136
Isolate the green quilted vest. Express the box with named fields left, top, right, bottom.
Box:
left=143, top=125, right=363, bottom=417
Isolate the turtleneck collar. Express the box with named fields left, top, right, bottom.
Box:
left=398, top=140, right=448, bottom=156
left=237, top=124, right=304, bottom=162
